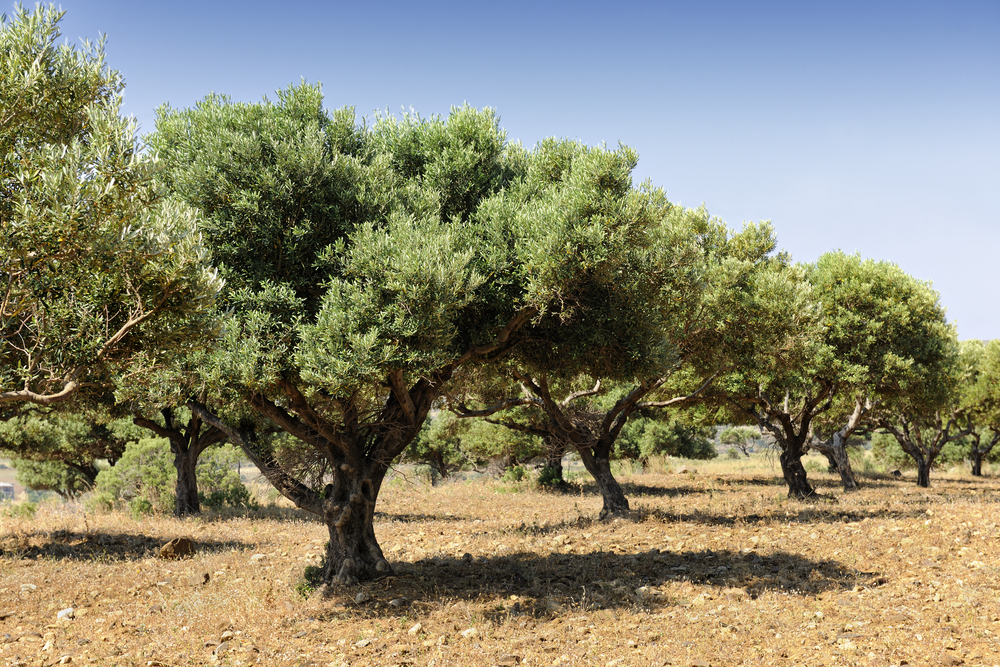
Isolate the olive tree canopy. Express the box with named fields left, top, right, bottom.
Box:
left=152, top=86, right=679, bottom=583
left=0, top=6, right=222, bottom=413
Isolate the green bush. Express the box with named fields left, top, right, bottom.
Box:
left=501, top=465, right=528, bottom=483
left=1, top=501, right=37, bottom=519
left=94, top=439, right=253, bottom=513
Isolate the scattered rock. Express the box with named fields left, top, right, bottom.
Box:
left=182, top=573, right=210, bottom=587
left=249, top=553, right=267, bottom=563
left=0, top=611, right=13, bottom=620
left=407, top=623, right=422, bottom=636
left=460, top=627, right=479, bottom=640
left=159, top=538, right=195, bottom=560
left=940, top=655, right=964, bottom=666
left=220, top=631, right=234, bottom=641
left=148, top=604, right=162, bottom=614
left=498, top=656, right=522, bottom=666
left=56, top=656, right=72, bottom=664
left=354, top=592, right=370, bottom=604
left=724, top=587, right=749, bottom=601
left=214, top=641, right=229, bottom=656
left=355, top=638, right=372, bottom=648
left=20, top=584, right=37, bottom=592
left=389, top=598, right=406, bottom=608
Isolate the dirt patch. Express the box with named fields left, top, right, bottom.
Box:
left=1, top=468, right=999, bottom=666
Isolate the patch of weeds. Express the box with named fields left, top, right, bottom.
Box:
left=2, top=502, right=37, bottom=519
left=129, top=497, right=154, bottom=520
left=296, top=564, right=325, bottom=598
left=501, top=465, right=529, bottom=483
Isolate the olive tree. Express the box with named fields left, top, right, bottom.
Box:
left=448, top=215, right=789, bottom=517
left=151, top=88, right=660, bottom=583
left=955, top=339, right=1000, bottom=476
left=708, top=252, right=957, bottom=496
left=0, top=6, right=222, bottom=415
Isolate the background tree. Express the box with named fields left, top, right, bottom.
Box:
left=152, top=90, right=646, bottom=584
left=719, top=425, right=761, bottom=457
left=0, top=6, right=222, bottom=415
left=449, top=214, right=787, bottom=517
left=707, top=252, right=958, bottom=497
left=875, top=327, right=971, bottom=487
left=961, top=339, right=1000, bottom=476
left=0, top=409, right=137, bottom=489
left=614, top=414, right=716, bottom=466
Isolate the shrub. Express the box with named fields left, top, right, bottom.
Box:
left=94, top=439, right=254, bottom=512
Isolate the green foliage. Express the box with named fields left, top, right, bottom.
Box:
left=93, top=439, right=250, bottom=512
left=296, top=564, right=325, bottom=598
left=10, top=459, right=90, bottom=499
left=501, top=465, right=529, bottom=483
left=870, top=432, right=966, bottom=470
left=0, top=5, right=221, bottom=410
left=1, top=501, right=37, bottom=519
left=615, top=417, right=717, bottom=461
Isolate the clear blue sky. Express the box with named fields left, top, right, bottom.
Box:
left=40, top=0, right=1000, bottom=340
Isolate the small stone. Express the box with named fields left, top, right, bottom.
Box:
left=57, top=656, right=72, bottom=664
left=56, top=607, right=74, bottom=620
left=20, top=583, right=37, bottom=592
left=724, top=588, right=749, bottom=601
left=389, top=598, right=406, bottom=608
left=291, top=631, right=307, bottom=639
left=354, top=592, right=369, bottom=604
left=462, top=552, right=473, bottom=562
left=220, top=631, right=234, bottom=641
left=159, top=538, right=195, bottom=560
left=460, top=627, right=478, bottom=640
left=498, top=656, right=522, bottom=666
left=355, top=638, right=372, bottom=648
left=689, top=660, right=711, bottom=667
left=375, top=559, right=391, bottom=572
left=408, top=623, right=422, bottom=635
left=183, top=573, right=210, bottom=587
left=249, top=554, right=267, bottom=563
left=214, top=641, right=229, bottom=655
left=148, top=604, right=162, bottom=614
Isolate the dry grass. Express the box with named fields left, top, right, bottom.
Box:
left=2, top=461, right=1000, bottom=666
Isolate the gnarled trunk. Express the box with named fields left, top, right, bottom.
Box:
left=827, top=433, right=858, bottom=491
left=321, top=462, right=391, bottom=585
left=579, top=447, right=629, bottom=518
left=971, top=451, right=984, bottom=477
left=916, top=458, right=931, bottom=488
left=779, top=448, right=815, bottom=498
left=173, top=448, right=201, bottom=516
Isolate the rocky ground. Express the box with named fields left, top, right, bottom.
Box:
left=1, top=459, right=999, bottom=666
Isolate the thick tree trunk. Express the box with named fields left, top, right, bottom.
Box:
left=971, top=452, right=983, bottom=477
left=779, top=448, right=815, bottom=498
left=321, top=462, right=391, bottom=586
left=173, top=448, right=201, bottom=516
left=579, top=448, right=629, bottom=518
left=821, top=450, right=838, bottom=473
left=828, top=435, right=858, bottom=491
left=916, top=459, right=931, bottom=488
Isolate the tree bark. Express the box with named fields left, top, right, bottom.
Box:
left=971, top=451, right=984, bottom=477
left=916, top=458, right=931, bottom=488
left=578, top=447, right=629, bottom=517
left=173, top=448, right=201, bottom=516
left=321, top=462, right=391, bottom=585
left=779, top=448, right=815, bottom=498
left=827, top=433, right=858, bottom=491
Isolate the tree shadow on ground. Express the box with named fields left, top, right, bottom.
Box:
left=634, top=506, right=931, bottom=527
left=0, top=529, right=249, bottom=562
left=315, top=547, right=875, bottom=622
